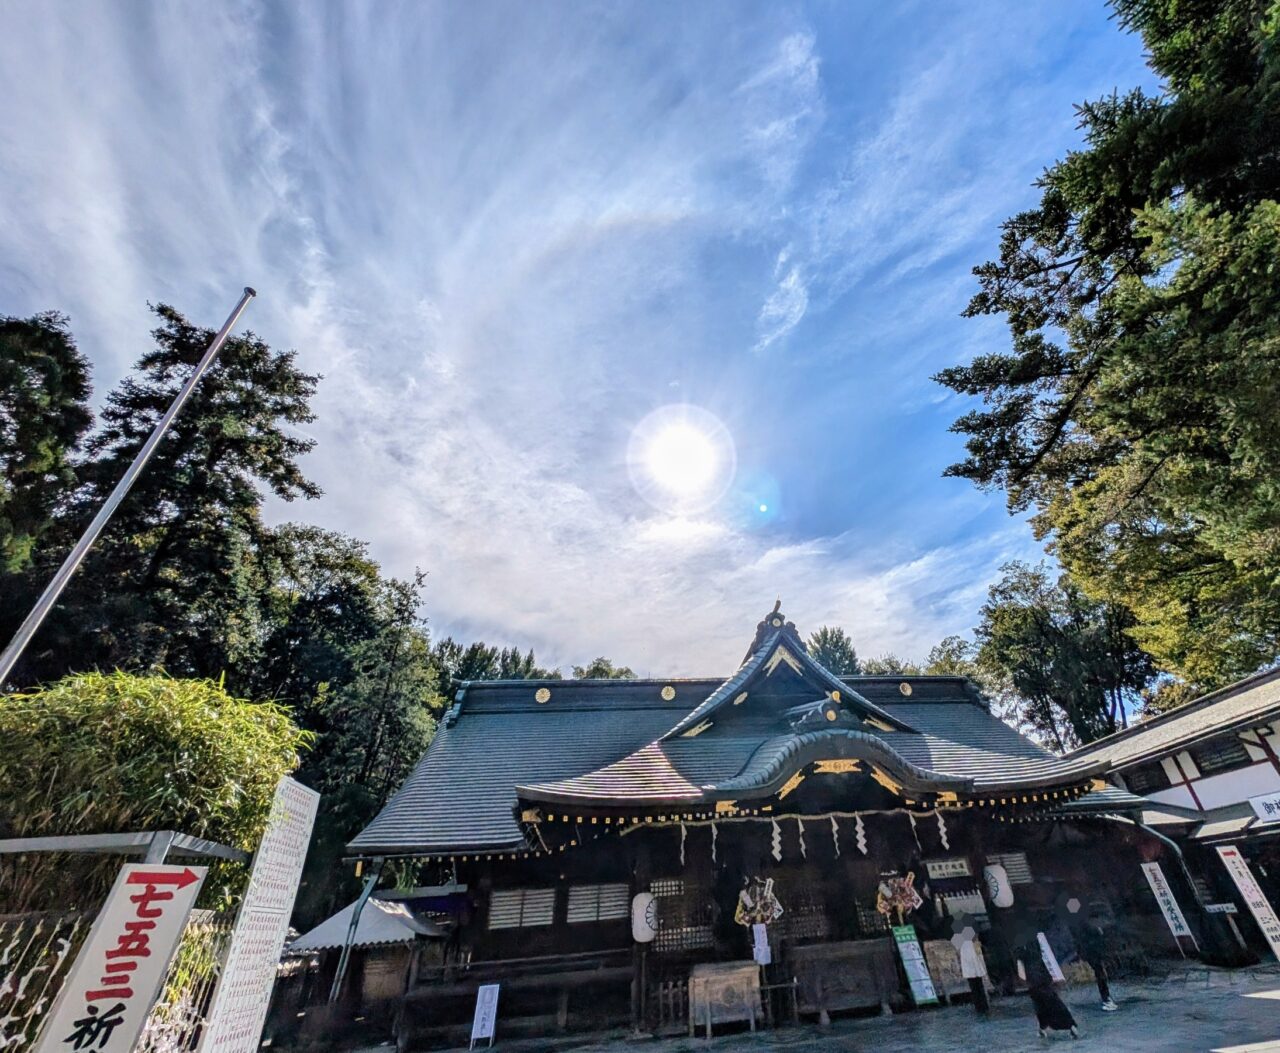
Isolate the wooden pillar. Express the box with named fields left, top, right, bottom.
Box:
left=631, top=836, right=652, bottom=1034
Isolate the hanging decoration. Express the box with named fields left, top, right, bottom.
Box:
left=830, top=816, right=840, bottom=858
left=734, top=877, right=785, bottom=926
left=937, top=811, right=950, bottom=850
left=855, top=813, right=868, bottom=855
left=711, top=822, right=718, bottom=863
left=679, top=822, right=686, bottom=866
left=770, top=819, right=783, bottom=862
left=908, top=811, right=922, bottom=851
left=876, top=873, right=924, bottom=925
left=797, top=817, right=807, bottom=859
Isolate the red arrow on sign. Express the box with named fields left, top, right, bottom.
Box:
left=126, top=868, right=200, bottom=889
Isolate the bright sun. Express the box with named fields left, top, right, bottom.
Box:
left=644, top=422, right=719, bottom=495
left=627, top=405, right=736, bottom=513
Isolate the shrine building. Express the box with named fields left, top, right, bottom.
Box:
left=346, top=605, right=1220, bottom=1045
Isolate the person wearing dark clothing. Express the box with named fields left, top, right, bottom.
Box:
left=1075, top=917, right=1117, bottom=1011
left=1019, top=940, right=1079, bottom=1039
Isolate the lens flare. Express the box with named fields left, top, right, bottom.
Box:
left=627, top=405, right=735, bottom=513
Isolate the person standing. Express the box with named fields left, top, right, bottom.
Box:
left=1018, top=937, right=1079, bottom=1040
left=959, top=931, right=991, bottom=1015
left=1075, top=911, right=1118, bottom=1012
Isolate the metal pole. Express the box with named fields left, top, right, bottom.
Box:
left=330, top=858, right=384, bottom=1004
left=0, top=287, right=256, bottom=688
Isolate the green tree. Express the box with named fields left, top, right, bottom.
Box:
left=16, top=305, right=320, bottom=686
left=861, top=654, right=922, bottom=676
left=292, top=570, right=443, bottom=927
left=0, top=312, right=92, bottom=573
left=936, top=0, right=1280, bottom=688
left=973, top=562, right=1156, bottom=749
left=431, top=637, right=561, bottom=687
left=235, top=525, right=388, bottom=713
left=0, top=672, right=309, bottom=911
left=572, top=656, right=635, bottom=679
left=807, top=626, right=861, bottom=674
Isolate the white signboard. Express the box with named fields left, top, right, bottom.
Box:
left=1216, top=844, right=1280, bottom=961
left=751, top=923, right=771, bottom=965
left=1036, top=932, right=1065, bottom=983
left=1248, top=790, right=1280, bottom=823
left=925, top=857, right=972, bottom=880
left=1141, top=862, right=1194, bottom=941
left=35, top=863, right=206, bottom=1053
left=892, top=924, right=938, bottom=1006
left=200, top=777, right=320, bottom=1053
left=469, top=984, right=500, bottom=1049
left=1205, top=902, right=1239, bottom=915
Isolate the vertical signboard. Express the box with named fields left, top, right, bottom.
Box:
left=1140, top=862, right=1194, bottom=943
left=199, top=777, right=320, bottom=1053
left=1216, top=844, right=1280, bottom=961
left=892, top=924, right=939, bottom=1006
left=751, top=923, right=771, bottom=965
left=469, top=984, right=500, bottom=1049
left=1036, top=932, right=1065, bottom=982
left=34, top=863, right=206, bottom=1053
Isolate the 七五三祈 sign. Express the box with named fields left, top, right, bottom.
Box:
left=34, top=863, right=206, bottom=1053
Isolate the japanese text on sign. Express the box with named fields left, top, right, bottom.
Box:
left=1216, top=845, right=1280, bottom=961
left=1140, top=862, right=1194, bottom=941
left=892, top=924, right=938, bottom=1006
left=1248, top=790, right=1280, bottom=823
left=199, top=777, right=319, bottom=1053
left=35, top=864, right=205, bottom=1053
left=925, top=857, right=972, bottom=880
left=469, top=984, right=500, bottom=1049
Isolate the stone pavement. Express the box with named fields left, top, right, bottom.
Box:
left=386, top=967, right=1280, bottom=1053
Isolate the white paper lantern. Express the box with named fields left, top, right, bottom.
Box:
left=632, top=892, right=658, bottom=942
left=984, top=863, right=1014, bottom=908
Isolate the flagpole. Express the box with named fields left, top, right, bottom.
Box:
left=0, top=287, right=257, bottom=689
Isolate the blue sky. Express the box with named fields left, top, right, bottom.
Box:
left=0, top=2, right=1156, bottom=675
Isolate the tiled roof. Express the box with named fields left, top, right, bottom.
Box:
left=521, top=692, right=1106, bottom=806
left=350, top=674, right=1110, bottom=855
left=1066, top=667, right=1280, bottom=769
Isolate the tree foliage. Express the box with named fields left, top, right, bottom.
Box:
left=572, top=656, right=635, bottom=679
left=0, top=672, right=309, bottom=911
left=432, top=637, right=561, bottom=686
left=0, top=313, right=92, bottom=573
left=936, top=0, right=1280, bottom=686
left=4, top=305, right=320, bottom=686
left=972, top=562, right=1156, bottom=749
left=807, top=625, right=861, bottom=674
left=860, top=654, right=922, bottom=676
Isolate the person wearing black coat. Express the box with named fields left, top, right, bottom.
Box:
left=1075, top=913, right=1118, bottom=1011
left=1018, top=938, right=1079, bottom=1040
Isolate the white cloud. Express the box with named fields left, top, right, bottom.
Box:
left=0, top=2, right=1146, bottom=676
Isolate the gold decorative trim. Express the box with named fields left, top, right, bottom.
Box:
left=868, top=766, right=903, bottom=795
left=778, top=772, right=805, bottom=799
left=865, top=717, right=896, bottom=732
left=813, top=758, right=861, bottom=775
left=682, top=719, right=713, bottom=738
left=733, top=691, right=749, bottom=705
left=661, top=685, right=676, bottom=701
left=898, top=682, right=913, bottom=696
left=535, top=687, right=551, bottom=703
left=715, top=800, right=739, bottom=814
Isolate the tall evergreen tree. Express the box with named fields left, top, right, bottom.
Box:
left=16, top=305, right=319, bottom=685
left=0, top=313, right=92, bottom=573
left=936, top=0, right=1280, bottom=688
left=806, top=626, right=861, bottom=674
